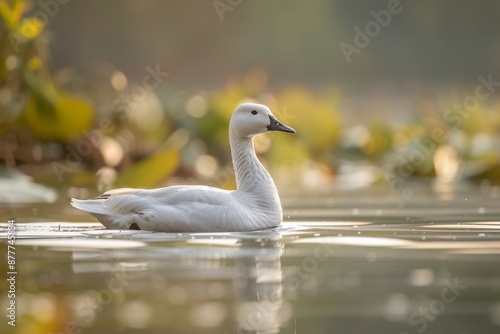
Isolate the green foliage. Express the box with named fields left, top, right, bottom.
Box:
left=1, top=1, right=500, bottom=192
left=0, top=0, right=94, bottom=142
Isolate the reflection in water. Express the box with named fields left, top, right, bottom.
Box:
left=63, top=230, right=286, bottom=333
left=233, top=236, right=284, bottom=333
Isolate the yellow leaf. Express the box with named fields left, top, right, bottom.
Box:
left=16, top=17, right=44, bottom=40
left=277, top=86, right=342, bottom=153
left=211, top=84, right=249, bottom=121
left=0, top=2, right=13, bottom=27
left=268, top=134, right=310, bottom=165
left=0, top=0, right=26, bottom=28
left=23, top=92, right=94, bottom=142
left=115, top=149, right=179, bottom=188
left=27, top=56, right=43, bottom=71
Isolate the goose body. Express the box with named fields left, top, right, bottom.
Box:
left=71, top=103, right=295, bottom=232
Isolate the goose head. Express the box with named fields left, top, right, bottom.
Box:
left=229, top=103, right=296, bottom=138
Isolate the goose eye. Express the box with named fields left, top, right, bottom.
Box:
left=251, top=110, right=258, bottom=115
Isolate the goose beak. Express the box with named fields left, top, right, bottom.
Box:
left=267, top=115, right=296, bottom=134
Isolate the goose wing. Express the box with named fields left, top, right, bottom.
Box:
left=71, top=185, right=234, bottom=214
left=71, top=186, right=248, bottom=231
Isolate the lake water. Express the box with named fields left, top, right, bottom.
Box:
left=1, top=183, right=500, bottom=334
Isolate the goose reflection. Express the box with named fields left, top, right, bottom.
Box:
left=68, top=229, right=286, bottom=333
left=233, top=232, right=284, bottom=333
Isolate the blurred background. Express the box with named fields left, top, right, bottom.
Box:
left=2, top=3, right=500, bottom=334
left=1, top=0, right=500, bottom=202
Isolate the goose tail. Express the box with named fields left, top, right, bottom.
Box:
left=71, top=188, right=147, bottom=229
left=71, top=198, right=130, bottom=229
left=70, top=198, right=112, bottom=215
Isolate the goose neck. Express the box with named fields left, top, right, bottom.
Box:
left=230, top=134, right=273, bottom=193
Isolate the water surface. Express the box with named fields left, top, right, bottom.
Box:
left=1, top=184, right=500, bottom=334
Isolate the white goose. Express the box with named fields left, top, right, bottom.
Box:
left=71, top=103, right=295, bottom=232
